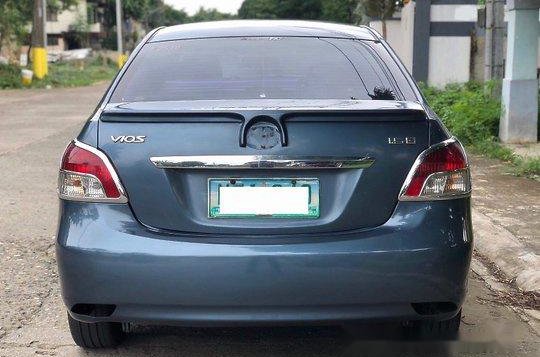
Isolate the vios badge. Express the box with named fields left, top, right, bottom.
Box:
left=111, top=135, right=146, bottom=143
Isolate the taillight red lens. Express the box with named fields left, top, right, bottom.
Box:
left=400, top=139, right=470, bottom=199
left=59, top=141, right=126, bottom=202
left=61, top=142, right=120, bottom=198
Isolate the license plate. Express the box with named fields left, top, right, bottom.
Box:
left=208, top=178, right=320, bottom=218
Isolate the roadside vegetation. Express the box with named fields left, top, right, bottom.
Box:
left=420, top=82, right=540, bottom=179
left=0, top=56, right=117, bottom=89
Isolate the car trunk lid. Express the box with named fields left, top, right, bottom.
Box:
left=98, top=99, right=429, bottom=235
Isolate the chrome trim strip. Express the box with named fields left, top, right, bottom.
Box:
left=57, top=140, right=128, bottom=203
left=150, top=155, right=375, bottom=170
left=398, top=137, right=471, bottom=201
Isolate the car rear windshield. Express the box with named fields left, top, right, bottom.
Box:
left=110, top=37, right=400, bottom=103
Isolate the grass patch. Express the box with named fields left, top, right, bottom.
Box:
left=472, top=138, right=540, bottom=179
left=0, top=62, right=24, bottom=89
left=420, top=82, right=539, bottom=179
left=0, top=56, right=117, bottom=89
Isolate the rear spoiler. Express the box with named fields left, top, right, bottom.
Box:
left=100, top=100, right=427, bottom=123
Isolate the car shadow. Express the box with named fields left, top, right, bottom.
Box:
left=88, top=323, right=480, bottom=357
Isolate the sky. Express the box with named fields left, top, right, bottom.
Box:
left=164, top=0, right=244, bottom=16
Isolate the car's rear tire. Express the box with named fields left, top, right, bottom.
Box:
left=67, top=313, right=123, bottom=348
left=406, top=309, right=461, bottom=340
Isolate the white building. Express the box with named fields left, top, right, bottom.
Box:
left=45, top=0, right=105, bottom=51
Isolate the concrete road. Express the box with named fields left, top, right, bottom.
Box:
left=0, top=85, right=538, bottom=356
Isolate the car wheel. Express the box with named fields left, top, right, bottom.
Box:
left=67, top=313, right=123, bottom=348
left=406, top=309, right=461, bottom=340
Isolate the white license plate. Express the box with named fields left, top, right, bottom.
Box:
left=208, top=178, right=320, bottom=218
left=220, top=186, right=309, bottom=215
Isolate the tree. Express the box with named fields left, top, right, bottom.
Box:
left=238, top=0, right=278, bottom=19
left=144, top=1, right=189, bottom=28
left=70, top=14, right=91, bottom=48
left=0, top=0, right=76, bottom=56
left=0, top=1, right=30, bottom=55
left=238, top=0, right=362, bottom=24
left=274, top=0, right=322, bottom=20
left=189, top=7, right=236, bottom=23
left=320, top=0, right=361, bottom=24
left=360, top=0, right=401, bottom=38
left=239, top=0, right=322, bottom=20
left=102, top=0, right=161, bottom=50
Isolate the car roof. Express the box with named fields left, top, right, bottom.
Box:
left=149, top=20, right=379, bottom=42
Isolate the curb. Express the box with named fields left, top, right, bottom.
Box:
left=471, top=257, right=540, bottom=336
left=472, top=209, right=540, bottom=293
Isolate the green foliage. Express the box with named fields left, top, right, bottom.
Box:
left=100, top=0, right=234, bottom=49
left=0, top=57, right=117, bottom=90
left=421, top=82, right=501, bottom=144
left=147, top=4, right=188, bottom=27
left=47, top=0, right=79, bottom=13
left=122, top=0, right=151, bottom=20
left=359, top=0, right=402, bottom=37
left=38, top=58, right=117, bottom=88
left=513, top=157, right=540, bottom=177
left=420, top=81, right=539, bottom=178
left=321, top=0, right=361, bottom=24
left=70, top=14, right=91, bottom=48
left=238, top=0, right=279, bottom=19
left=360, top=0, right=399, bottom=20
left=0, top=0, right=32, bottom=51
left=0, top=0, right=78, bottom=52
left=0, top=63, right=24, bottom=89
left=189, top=7, right=236, bottom=22
left=275, top=0, right=323, bottom=19
left=472, top=139, right=540, bottom=179
left=239, top=0, right=321, bottom=20
left=472, top=138, right=515, bottom=161
left=238, top=0, right=362, bottom=23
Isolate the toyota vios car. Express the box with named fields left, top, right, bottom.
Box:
left=56, top=21, right=472, bottom=348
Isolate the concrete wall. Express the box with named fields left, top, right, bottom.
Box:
left=370, top=1, right=478, bottom=88
left=400, top=2, right=415, bottom=72
left=427, top=2, right=477, bottom=87
left=428, top=37, right=472, bottom=87
left=430, top=4, right=478, bottom=22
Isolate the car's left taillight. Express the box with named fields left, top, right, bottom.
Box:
left=58, top=140, right=128, bottom=203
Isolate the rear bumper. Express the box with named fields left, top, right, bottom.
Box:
left=56, top=199, right=473, bottom=325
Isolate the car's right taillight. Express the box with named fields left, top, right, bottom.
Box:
left=58, top=140, right=128, bottom=203
left=399, top=137, right=471, bottom=201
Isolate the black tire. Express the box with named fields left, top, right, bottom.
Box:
left=68, top=313, right=123, bottom=348
left=406, top=309, right=461, bottom=340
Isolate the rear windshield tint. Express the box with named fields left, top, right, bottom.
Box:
left=110, top=37, right=399, bottom=103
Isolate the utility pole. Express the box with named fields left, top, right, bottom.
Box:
left=115, top=0, right=127, bottom=68
left=31, top=0, right=48, bottom=79
left=484, top=0, right=505, bottom=83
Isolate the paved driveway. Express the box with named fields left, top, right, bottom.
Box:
left=0, top=85, right=538, bottom=356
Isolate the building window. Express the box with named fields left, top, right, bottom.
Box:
left=47, top=35, right=59, bottom=46
left=47, top=10, right=58, bottom=22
